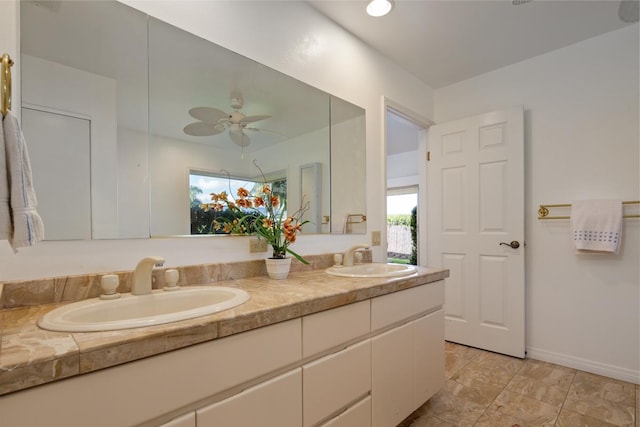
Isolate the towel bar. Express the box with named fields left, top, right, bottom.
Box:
left=346, top=213, right=367, bottom=224
left=538, top=200, right=640, bottom=220
left=1, top=53, right=13, bottom=118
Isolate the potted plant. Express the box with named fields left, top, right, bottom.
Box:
left=202, top=165, right=309, bottom=279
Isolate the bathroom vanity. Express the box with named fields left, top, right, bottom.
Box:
left=0, top=264, right=448, bottom=427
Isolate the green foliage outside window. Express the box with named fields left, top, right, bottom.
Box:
left=410, top=206, right=417, bottom=265
left=386, top=214, right=411, bottom=226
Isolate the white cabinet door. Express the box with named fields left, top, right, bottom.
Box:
left=303, top=340, right=371, bottom=427
left=371, top=321, right=414, bottom=427
left=372, top=309, right=446, bottom=427
left=414, top=309, right=445, bottom=408
left=196, top=368, right=302, bottom=427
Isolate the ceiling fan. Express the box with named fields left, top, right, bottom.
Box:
left=183, top=94, right=276, bottom=147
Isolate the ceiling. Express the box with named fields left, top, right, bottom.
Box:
left=309, top=0, right=638, bottom=89
left=309, top=0, right=639, bottom=156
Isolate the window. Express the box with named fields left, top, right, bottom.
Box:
left=189, top=171, right=287, bottom=235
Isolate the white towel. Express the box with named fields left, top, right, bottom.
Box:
left=0, top=114, right=10, bottom=240
left=1, top=111, right=44, bottom=251
left=571, top=199, right=622, bottom=253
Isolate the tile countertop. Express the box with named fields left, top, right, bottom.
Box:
left=0, top=266, right=448, bottom=396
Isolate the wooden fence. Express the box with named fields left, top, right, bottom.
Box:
left=387, top=224, right=412, bottom=257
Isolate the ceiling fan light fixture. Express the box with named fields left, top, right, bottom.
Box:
left=366, top=0, right=393, bottom=17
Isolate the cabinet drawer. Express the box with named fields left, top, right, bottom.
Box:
left=303, top=300, right=370, bottom=358
left=319, top=396, right=371, bottom=427
left=303, top=340, right=371, bottom=427
left=196, top=368, right=302, bottom=427
left=195, top=318, right=302, bottom=398
left=371, top=281, right=444, bottom=331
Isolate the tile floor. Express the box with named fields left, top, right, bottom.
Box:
left=399, top=342, right=639, bottom=427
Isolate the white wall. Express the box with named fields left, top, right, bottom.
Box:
left=331, top=115, right=367, bottom=234
left=0, top=0, right=434, bottom=280
left=434, top=25, right=640, bottom=383
left=21, top=55, right=119, bottom=239
left=117, top=128, right=149, bottom=238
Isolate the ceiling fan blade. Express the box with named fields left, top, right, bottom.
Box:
left=239, top=114, right=271, bottom=124
left=229, top=129, right=250, bottom=147
left=244, top=127, right=288, bottom=138
left=189, top=107, right=229, bottom=123
left=183, top=122, right=223, bottom=136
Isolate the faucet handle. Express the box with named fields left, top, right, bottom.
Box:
left=354, top=252, right=363, bottom=264
left=333, top=253, right=343, bottom=267
left=99, top=274, right=121, bottom=300
left=164, top=269, right=180, bottom=291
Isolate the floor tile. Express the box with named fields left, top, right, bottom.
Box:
left=563, top=392, right=635, bottom=426
left=636, top=385, right=639, bottom=427
left=418, top=379, right=492, bottom=425
left=556, top=408, right=620, bottom=427
left=401, top=342, right=639, bottom=427
left=505, top=374, right=569, bottom=407
left=444, top=341, right=483, bottom=379
left=517, top=358, right=576, bottom=390
left=400, top=411, right=461, bottom=427
left=452, top=354, right=523, bottom=388
left=483, top=389, right=560, bottom=426
left=570, top=371, right=636, bottom=407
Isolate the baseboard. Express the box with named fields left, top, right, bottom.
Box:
left=526, top=346, right=639, bottom=385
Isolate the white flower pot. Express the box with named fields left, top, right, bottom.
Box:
left=265, top=257, right=292, bottom=280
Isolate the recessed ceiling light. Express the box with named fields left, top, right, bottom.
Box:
left=366, top=0, right=393, bottom=17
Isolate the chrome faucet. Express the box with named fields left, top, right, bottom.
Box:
left=342, top=244, right=370, bottom=267
left=131, top=256, right=165, bottom=295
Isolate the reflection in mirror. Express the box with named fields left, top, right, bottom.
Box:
left=189, top=171, right=287, bottom=235
left=20, top=0, right=149, bottom=239
left=300, top=163, right=323, bottom=233
left=148, top=17, right=337, bottom=236
left=330, top=96, right=367, bottom=234
left=20, top=0, right=366, bottom=240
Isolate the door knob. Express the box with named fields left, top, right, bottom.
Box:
left=499, top=240, right=520, bottom=249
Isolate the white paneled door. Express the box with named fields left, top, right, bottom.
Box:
left=426, top=107, right=525, bottom=358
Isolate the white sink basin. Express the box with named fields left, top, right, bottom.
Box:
left=326, top=263, right=417, bottom=278
left=37, top=286, right=250, bottom=332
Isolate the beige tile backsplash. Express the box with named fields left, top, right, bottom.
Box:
left=0, top=252, right=370, bottom=309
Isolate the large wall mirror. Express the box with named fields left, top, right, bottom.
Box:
left=20, top=0, right=366, bottom=240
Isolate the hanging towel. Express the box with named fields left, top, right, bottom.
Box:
left=571, top=199, right=622, bottom=253
left=1, top=111, right=44, bottom=251
left=0, top=116, right=10, bottom=240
